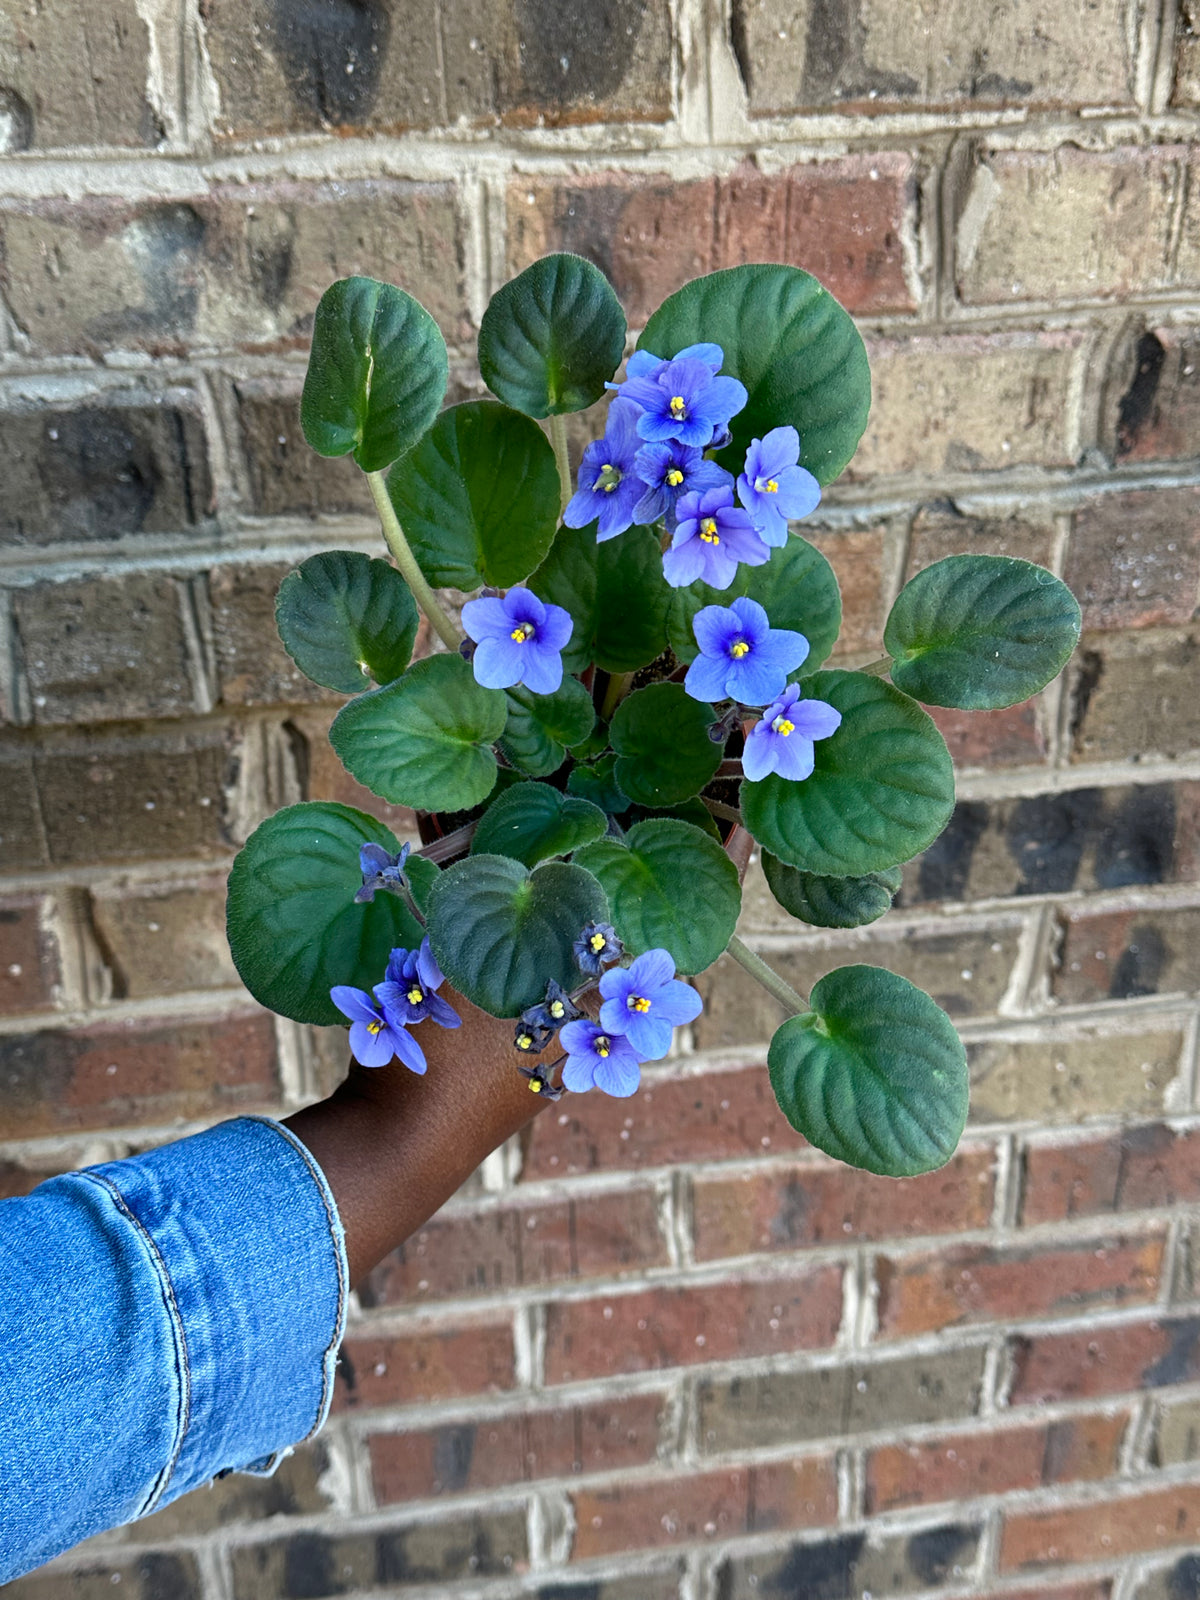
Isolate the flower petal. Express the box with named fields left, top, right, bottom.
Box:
left=460, top=596, right=508, bottom=643
left=790, top=698, right=843, bottom=741
left=598, top=996, right=631, bottom=1038
left=629, top=947, right=676, bottom=991
left=728, top=596, right=769, bottom=642
left=621, top=1012, right=673, bottom=1060
left=773, top=735, right=816, bottom=782
left=517, top=646, right=564, bottom=696
left=349, top=1019, right=395, bottom=1067
left=593, top=1052, right=641, bottom=1097
left=684, top=654, right=732, bottom=705
left=653, top=978, right=704, bottom=1027
left=561, top=1054, right=597, bottom=1092
left=390, top=1026, right=428, bottom=1075
left=691, top=603, right=742, bottom=659
left=741, top=723, right=777, bottom=782
left=471, top=636, right=523, bottom=690
left=331, top=985, right=379, bottom=1025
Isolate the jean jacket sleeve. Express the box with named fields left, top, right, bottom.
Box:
left=0, top=1116, right=348, bottom=1581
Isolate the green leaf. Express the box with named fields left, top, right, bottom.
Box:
left=500, top=676, right=596, bottom=777
left=741, top=670, right=955, bottom=875
left=633, top=798, right=722, bottom=840
left=768, top=966, right=968, bottom=1176
left=478, top=253, right=626, bottom=417
left=762, top=854, right=903, bottom=930
left=426, top=854, right=608, bottom=1016
left=472, top=783, right=607, bottom=868
left=640, top=264, right=870, bottom=484
left=225, top=802, right=437, bottom=1026
left=385, top=401, right=561, bottom=590
left=666, top=535, right=842, bottom=672
left=610, top=682, right=722, bottom=807
left=329, top=653, right=507, bottom=811
left=530, top=524, right=670, bottom=675
left=300, top=276, right=448, bottom=473
left=885, top=554, right=1082, bottom=710
left=575, top=819, right=740, bottom=974
left=274, top=551, right=418, bottom=694
left=567, top=753, right=630, bottom=815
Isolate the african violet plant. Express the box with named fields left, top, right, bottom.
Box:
left=226, top=255, right=1081, bottom=1178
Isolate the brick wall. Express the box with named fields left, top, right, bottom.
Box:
left=2, top=2, right=1199, bottom=1597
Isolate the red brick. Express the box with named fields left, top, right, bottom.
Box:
left=334, top=1317, right=516, bottom=1411
left=543, top=1263, right=843, bottom=1384
left=1069, top=634, right=1200, bottom=765
left=1065, top=489, right=1200, bottom=632
left=875, top=1230, right=1166, bottom=1338
left=998, top=1584, right=1112, bottom=1600
left=292, top=705, right=420, bottom=840
left=370, top=1392, right=666, bottom=1503
left=691, top=1146, right=995, bottom=1260
left=571, top=1455, right=837, bottom=1560
left=806, top=527, right=889, bottom=655
left=1055, top=901, right=1200, bottom=1011
left=508, top=154, right=916, bottom=324
left=928, top=699, right=1048, bottom=770
left=905, top=508, right=1059, bottom=577
left=362, top=1185, right=668, bottom=1305
left=1021, top=1125, right=1200, bottom=1225
left=1000, top=1482, right=1200, bottom=1570
left=0, top=893, right=62, bottom=1017
left=1009, top=1317, right=1200, bottom=1405
left=234, top=377, right=374, bottom=518
left=0, top=1011, right=280, bottom=1138
left=88, top=874, right=238, bottom=999
left=865, top=1413, right=1127, bottom=1513
left=1110, top=327, right=1200, bottom=463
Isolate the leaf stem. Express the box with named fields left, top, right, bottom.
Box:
left=858, top=654, right=893, bottom=678
left=365, top=469, right=461, bottom=652
left=702, top=796, right=743, bottom=825
left=725, top=934, right=810, bottom=1017
left=548, top=414, right=572, bottom=513
left=599, top=671, right=634, bottom=721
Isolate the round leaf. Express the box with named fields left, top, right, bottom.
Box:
left=610, top=682, right=722, bottom=807
left=478, top=253, right=626, bottom=417
left=768, top=965, right=969, bottom=1176
left=426, top=854, right=609, bottom=1016
left=639, top=264, right=870, bottom=484
left=275, top=551, right=419, bottom=693
left=741, top=670, right=955, bottom=875
left=501, top=676, right=596, bottom=777
left=472, top=783, right=607, bottom=868
left=329, top=653, right=507, bottom=811
left=301, top=276, right=448, bottom=473
left=762, top=854, right=902, bottom=930
left=567, top=753, right=630, bottom=815
left=530, top=523, right=670, bottom=675
left=885, top=554, right=1082, bottom=710
left=575, top=818, right=740, bottom=974
left=386, top=401, right=561, bottom=589
left=225, top=802, right=437, bottom=1026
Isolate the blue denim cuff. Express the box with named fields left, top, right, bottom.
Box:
left=81, top=1115, right=348, bottom=1510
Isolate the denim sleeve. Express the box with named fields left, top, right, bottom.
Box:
left=0, top=1116, right=348, bottom=1581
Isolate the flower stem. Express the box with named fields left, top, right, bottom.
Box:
left=702, top=796, right=742, bottom=825
left=366, top=469, right=461, bottom=652
left=725, top=934, right=810, bottom=1018
left=599, top=671, right=634, bottom=721
left=858, top=654, right=893, bottom=678
left=548, top=414, right=572, bottom=513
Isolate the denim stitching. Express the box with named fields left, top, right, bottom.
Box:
left=75, top=1171, right=192, bottom=1516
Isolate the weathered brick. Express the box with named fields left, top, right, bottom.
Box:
left=1070, top=633, right=1200, bottom=764
left=1065, top=490, right=1200, bottom=633
left=110, top=1442, right=333, bottom=1540
left=1009, top=1317, right=1200, bottom=1405
left=0, top=749, right=47, bottom=869
left=1002, top=1586, right=1113, bottom=1600
left=0, top=393, right=212, bottom=546
left=234, top=378, right=374, bottom=518
left=1108, top=326, right=1200, bottom=462
left=534, top=1576, right=684, bottom=1600
left=968, top=1027, right=1185, bottom=1124
left=906, top=505, right=1058, bottom=574
left=1156, top=1394, right=1200, bottom=1466
left=849, top=331, right=1083, bottom=478
left=1131, top=1555, right=1200, bottom=1600
left=730, top=0, right=1135, bottom=115
left=697, top=1346, right=988, bottom=1454
left=716, top=1520, right=982, bottom=1600
left=571, top=1455, right=838, bottom=1560
left=543, top=1263, right=844, bottom=1384
left=0, top=1010, right=280, bottom=1138
left=361, top=1185, right=668, bottom=1305
left=0, top=893, right=62, bottom=1016
left=209, top=561, right=343, bottom=709
left=956, top=146, right=1181, bottom=306
left=1000, top=1482, right=1200, bottom=1570
left=0, top=180, right=467, bottom=356
left=370, top=1391, right=665, bottom=1503
left=691, top=1146, right=995, bottom=1260
left=205, top=0, right=673, bottom=138
left=1053, top=906, right=1200, bottom=1006
left=931, top=699, right=1049, bottom=771
left=510, top=155, right=916, bottom=323
left=14, top=573, right=200, bottom=725
left=1, top=1552, right=202, bottom=1600
left=291, top=705, right=419, bottom=839
left=87, top=873, right=238, bottom=999
left=1021, top=1124, right=1200, bottom=1225
left=334, top=1316, right=517, bottom=1410
left=805, top=527, right=889, bottom=655
left=229, top=1509, right=528, bottom=1598
left=1176, top=0, right=1200, bottom=106
left=865, top=1411, right=1127, bottom=1512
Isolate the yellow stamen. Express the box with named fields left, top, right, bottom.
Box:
left=593, top=462, right=622, bottom=495
left=510, top=621, right=535, bottom=644
left=516, top=1032, right=535, bottom=1051
left=669, top=395, right=686, bottom=418
left=549, top=999, right=565, bottom=1019
left=366, top=1019, right=383, bottom=1035
left=666, top=467, right=684, bottom=487
left=407, top=986, right=423, bottom=1005
left=627, top=995, right=652, bottom=1013
left=595, top=1037, right=611, bottom=1057
left=773, top=717, right=795, bottom=737
left=699, top=517, right=720, bottom=545
left=765, top=478, right=779, bottom=493
left=730, top=640, right=750, bottom=659
left=529, top=1078, right=543, bottom=1093
left=589, top=932, right=607, bottom=953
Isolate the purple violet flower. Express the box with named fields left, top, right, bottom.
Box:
left=736, top=427, right=822, bottom=547
left=574, top=920, right=623, bottom=976
left=354, top=840, right=411, bottom=904
left=662, top=484, right=770, bottom=590
left=742, top=682, right=842, bottom=783
left=684, top=597, right=810, bottom=706
left=598, top=948, right=703, bottom=1061
left=375, top=936, right=460, bottom=1030
left=330, top=985, right=427, bottom=1073
left=618, top=357, right=748, bottom=449
left=461, top=586, right=573, bottom=695
left=562, top=399, right=646, bottom=542
left=559, top=1019, right=644, bottom=1098
left=632, top=440, right=733, bottom=527
left=608, top=342, right=726, bottom=397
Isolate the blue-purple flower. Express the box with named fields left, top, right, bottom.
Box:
left=619, top=357, right=748, bottom=449
left=736, top=427, right=822, bottom=547
left=520, top=978, right=584, bottom=1040
left=598, top=948, right=703, bottom=1061
left=330, top=985, right=427, bottom=1073
left=375, top=937, right=460, bottom=1030
left=562, top=399, right=646, bottom=542
left=559, top=1019, right=644, bottom=1097
left=662, top=484, right=770, bottom=590
left=684, top=597, right=810, bottom=706
left=461, top=587, right=573, bottom=695
left=354, top=841, right=411, bottom=904
left=574, top=920, right=623, bottom=976
left=608, top=342, right=725, bottom=396
left=632, top=440, right=733, bottom=528
left=742, top=682, right=842, bottom=783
